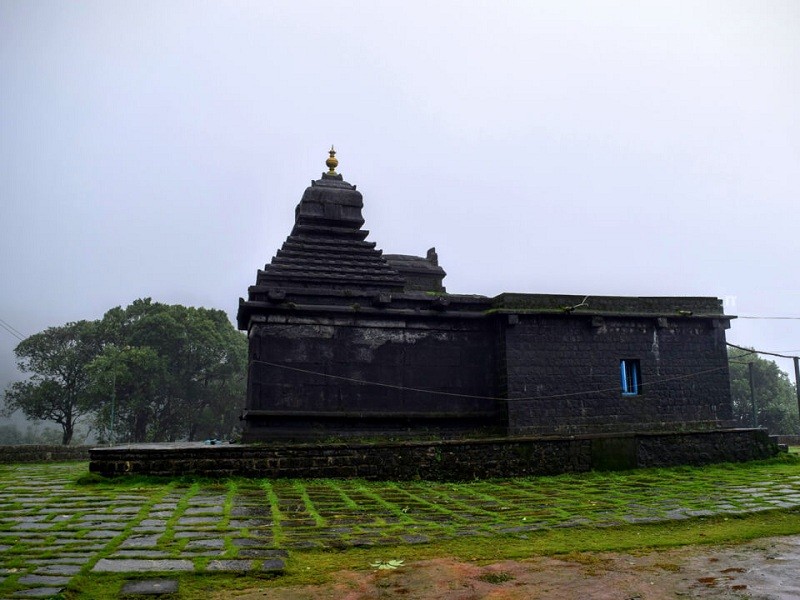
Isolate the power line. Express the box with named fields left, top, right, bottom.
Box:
left=252, top=359, right=730, bottom=402
left=727, top=342, right=799, bottom=360
left=0, top=318, right=25, bottom=339
left=737, top=316, right=800, bottom=320
left=0, top=320, right=24, bottom=342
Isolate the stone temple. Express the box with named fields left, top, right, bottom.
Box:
left=91, top=150, right=777, bottom=478
left=236, top=149, right=738, bottom=443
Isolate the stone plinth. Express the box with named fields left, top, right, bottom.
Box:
left=90, top=429, right=778, bottom=481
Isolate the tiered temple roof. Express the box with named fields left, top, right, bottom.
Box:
left=253, top=148, right=405, bottom=293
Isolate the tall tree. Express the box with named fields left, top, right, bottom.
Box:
left=728, top=347, right=799, bottom=434
left=87, top=344, right=164, bottom=444
left=2, top=321, right=102, bottom=444
left=3, top=300, right=247, bottom=444
left=91, top=299, right=247, bottom=442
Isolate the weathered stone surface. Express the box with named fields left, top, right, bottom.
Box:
left=83, top=529, right=118, bottom=538
left=207, top=560, right=255, bottom=571
left=111, top=550, right=172, bottom=559
left=120, top=578, right=179, bottom=595
left=261, top=558, right=286, bottom=573
left=120, top=534, right=161, bottom=548
left=504, top=310, right=734, bottom=436
left=89, top=429, right=777, bottom=480
left=184, top=538, right=224, bottom=550
left=92, top=559, right=193, bottom=573
left=13, top=587, right=66, bottom=597
left=18, top=574, right=71, bottom=585
left=34, top=564, right=82, bottom=575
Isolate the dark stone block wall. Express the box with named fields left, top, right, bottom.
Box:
left=636, top=429, right=778, bottom=467
left=243, top=311, right=505, bottom=440
left=89, top=429, right=778, bottom=480
left=503, top=313, right=733, bottom=435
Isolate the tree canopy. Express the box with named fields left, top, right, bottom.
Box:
left=3, top=320, right=102, bottom=444
left=728, top=347, right=799, bottom=435
left=2, top=299, right=247, bottom=444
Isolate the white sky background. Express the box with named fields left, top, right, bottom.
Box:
left=1, top=1, right=799, bottom=397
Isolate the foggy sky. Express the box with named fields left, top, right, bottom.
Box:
left=2, top=1, right=799, bottom=400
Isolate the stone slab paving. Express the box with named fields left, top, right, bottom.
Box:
left=119, top=578, right=178, bottom=595
left=2, top=461, right=800, bottom=597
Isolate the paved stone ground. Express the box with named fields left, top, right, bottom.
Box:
left=2, top=461, right=800, bottom=598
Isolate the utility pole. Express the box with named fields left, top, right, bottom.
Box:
left=748, top=362, right=758, bottom=428
left=110, top=369, right=116, bottom=446
left=728, top=343, right=800, bottom=430
left=795, top=357, right=800, bottom=424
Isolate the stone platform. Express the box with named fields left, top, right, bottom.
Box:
left=89, top=428, right=778, bottom=480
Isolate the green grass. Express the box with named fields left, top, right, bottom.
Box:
left=62, top=507, right=800, bottom=599
left=478, top=571, right=515, bottom=584
left=4, top=454, right=800, bottom=599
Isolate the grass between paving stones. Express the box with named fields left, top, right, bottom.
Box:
left=0, top=465, right=176, bottom=599
left=218, top=480, right=236, bottom=531
left=63, top=506, right=800, bottom=599
left=6, top=454, right=800, bottom=599
left=325, top=479, right=360, bottom=511
left=218, top=481, right=238, bottom=558
left=261, top=480, right=286, bottom=547
left=157, top=482, right=198, bottom=553
left=79, top=482, right=177, bottom=568
left=294, top=481, right=326, bottom=527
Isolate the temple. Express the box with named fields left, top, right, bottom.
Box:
left=237, top=149, right=736, bottom=443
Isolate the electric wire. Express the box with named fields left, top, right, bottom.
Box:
left=0, top=320, right=24, bottom=342
left=737, top=316, right=800, bottom=320
left=726, top=342, right=799, bottom=360
left=252, top=359, right=731, bottom=402
left=0, top=318, right=25, bottom=339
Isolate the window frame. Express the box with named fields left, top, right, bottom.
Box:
left=620, top=359, right=642, bottom=396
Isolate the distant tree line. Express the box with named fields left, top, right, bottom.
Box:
left=0, top=423, right=63, bottom=445
left=728, top=347, right=799, bottom=435
left=2, top=299, right=247, bottom=445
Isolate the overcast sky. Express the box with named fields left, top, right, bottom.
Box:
left=1, top=1, right=799, bottom=401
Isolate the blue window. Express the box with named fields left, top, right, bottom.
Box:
left=620, top=359, right=641, bottom=395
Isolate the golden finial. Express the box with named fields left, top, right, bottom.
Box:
left=325, top=145, right=338, bottom=175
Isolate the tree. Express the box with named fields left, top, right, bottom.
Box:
left=90, top=299, right=247, bottom=442
left=728, top=347, right=800, bottom=434
left=87, top=344, right=164, bottom=444
left=2, top=299, right=247, bottom=445
left=0, top=423, right=63, bottom=445
left=2, top=320, right=102, bottom=444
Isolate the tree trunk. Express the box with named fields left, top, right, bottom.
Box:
left=133, top=412, right=148, bottom=442
left=187, top=422, right=198, bottom=442
left=62, top=422, right=73, bottom=446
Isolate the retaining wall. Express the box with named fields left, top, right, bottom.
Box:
left=90, top=428, right=777, bottom=480
left=775, top=435, right=800, bottom=446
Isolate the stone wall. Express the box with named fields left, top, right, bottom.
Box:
left=494, top=293, right=724, bottom=315
left=90, top=429, right=777, bottom=480
left=0, top=445, right=91, bottom=464
left=636, top=430, right=779, bottom=467
left=244, top=311, right=504, bottom=440
left=775, top=435, right=800, bottom=446
left=504, top=314, right=733, bottom=435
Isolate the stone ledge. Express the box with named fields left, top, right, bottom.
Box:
left=89, top=429, right=778, bottom=481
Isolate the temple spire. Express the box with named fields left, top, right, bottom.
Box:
left=325, top=145, right=338, bottom=175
